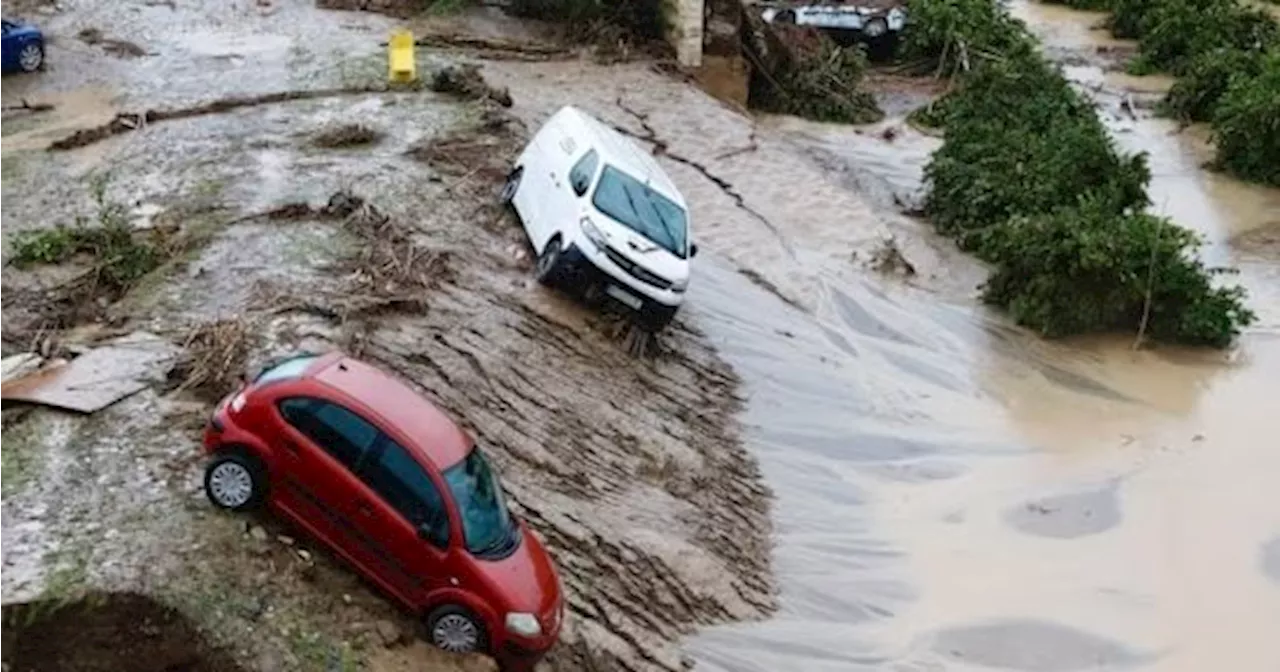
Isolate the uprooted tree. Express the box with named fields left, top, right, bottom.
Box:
left=905, top=0, right=1255, bottom=347
left=741, top=11, right=883, bottom=123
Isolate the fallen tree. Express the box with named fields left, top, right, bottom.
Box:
left=907, top=0, right=1255, bottom=346
left=742, top=12, right=883, bottom=123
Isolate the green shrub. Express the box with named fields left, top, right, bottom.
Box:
left=1124, top=0, right=1276, bottom=74
left=901, top=0, right=1037, bottom=75
left=923, top=58, right=1150, bottom=241
left=9, top=177, right=164, bottom=290
left=1161, top=47, right=1265, bottom=121
left=1043, top=0, right=1113, bottom=9
left=1109, top=0, right=1158, bottom=38
left=1212, top=48, right=1280, bottom=185
left=979, top=197, right=1253, bottom=346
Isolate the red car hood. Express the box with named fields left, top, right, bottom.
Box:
left=472, top=524, right=561, bottom=622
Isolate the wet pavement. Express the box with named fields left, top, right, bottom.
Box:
left=3, top=1, right=1279, bottom=672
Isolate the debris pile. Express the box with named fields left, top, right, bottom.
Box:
left=169, top=320, right=257, bottom=403
left=310, top=123, right=383, bottom=148
left=428, top=63, right=514, bottom=107
left=742, top=12, right=883, bottom=123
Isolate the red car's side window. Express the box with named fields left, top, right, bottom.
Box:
left=360, top=441, right=451, bottom=548
left=278, top=397, right=378, bottom=471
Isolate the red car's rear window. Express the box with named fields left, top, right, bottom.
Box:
left=253, top=354, right=319, bottom=385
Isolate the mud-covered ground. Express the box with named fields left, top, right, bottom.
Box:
left=6, top=1, right=1280, bottom=672
left=1, top=2, right=773, bottom=671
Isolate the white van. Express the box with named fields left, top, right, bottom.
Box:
left=500, top=105, right=696, bottom=331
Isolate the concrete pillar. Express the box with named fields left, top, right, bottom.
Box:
left=666, top=0, right=705, bottom=68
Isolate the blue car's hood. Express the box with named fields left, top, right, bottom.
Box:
left=4, top=20, right=42, bottom=37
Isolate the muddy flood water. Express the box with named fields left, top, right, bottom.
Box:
left=2, top=1, right=1278, bottom=671
left=678, top=3, right=1280, bottom=672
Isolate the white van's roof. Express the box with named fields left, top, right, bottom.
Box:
left=552, top=105, right=687, bottom=210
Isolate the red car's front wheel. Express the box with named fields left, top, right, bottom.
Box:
left=426, top=604, right=487, bottom=654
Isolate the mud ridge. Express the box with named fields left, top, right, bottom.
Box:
left=413, top=32, right=576, bottom=62
left=612, top=97, right=797, bottom=260
left=46, top=86, right=391, bottom=151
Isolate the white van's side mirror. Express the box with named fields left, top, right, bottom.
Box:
left=690, top=243, right=699, bottom=258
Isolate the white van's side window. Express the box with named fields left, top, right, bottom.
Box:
left=569, top=150, right=599, bottom=197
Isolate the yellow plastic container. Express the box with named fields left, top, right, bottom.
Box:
left=388, top=29, right=415, bottom=83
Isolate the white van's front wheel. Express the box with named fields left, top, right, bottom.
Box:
left=536, top=237, right=565, bottom=287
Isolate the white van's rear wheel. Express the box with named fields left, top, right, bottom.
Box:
left=500, top=167, right=522, bottom=205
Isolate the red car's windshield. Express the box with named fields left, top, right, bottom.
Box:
left=443, top=449, right=518, bottom=558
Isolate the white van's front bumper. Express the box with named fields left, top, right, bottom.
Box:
left=558, top=235, right=686, bottom=327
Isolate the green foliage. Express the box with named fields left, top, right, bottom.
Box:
left=901, top=0, right=1037, bottom=75
left=749, top=26, right=883, bottom=123
left=1161, top=47, right=1265, bottom=121
left=9, top=175, right=164, bottom=291
left=506, top=0, right=667, bottom=41
left=1042, top=0, right=1113, bottom=9
left=908, top=1, right=1254, bottom=346
left=1212, top=48, right=1280, bottom=185
left=1101, top=0, right=1279, bottom=183
left=980, top=197, right=1253, bottom=346
left=1123, top=0, right=1276, bottom=75
left=923, top=57, right=1150, bottom=241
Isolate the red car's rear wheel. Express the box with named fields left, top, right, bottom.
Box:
left=204, top=450, right=266, bottom=511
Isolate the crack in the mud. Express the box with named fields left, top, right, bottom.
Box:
left=612, top=97, right=797, bottom=260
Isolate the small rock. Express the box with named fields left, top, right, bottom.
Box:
left=1192, top=434, right=1205, bottom=442
left=277, top=534, right=294, bottom=546
left=342, top=593, right=353, bottom=605
left=296, top=549, right=312, bottom=562
left=373, top=619, right=402, bottom=647
left=249, top=525, right=269, bottom=542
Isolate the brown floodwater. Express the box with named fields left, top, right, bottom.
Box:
left=674, top=3, right=1280, bottom=671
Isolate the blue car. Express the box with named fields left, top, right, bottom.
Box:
left=2, top=18, right=45, bottom=74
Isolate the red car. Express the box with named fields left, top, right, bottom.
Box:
left=201, top=352, right=563, bottom=667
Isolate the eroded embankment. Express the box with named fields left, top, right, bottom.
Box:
left=1, top=47, right=774, bottom=672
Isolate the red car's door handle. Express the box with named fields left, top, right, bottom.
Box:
left=354, top=499, right=374, bottom=517
left=282, top=440, right=300, bottom=456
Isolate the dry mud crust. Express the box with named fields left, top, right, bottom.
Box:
left=2, top=592, right=245, bottom=672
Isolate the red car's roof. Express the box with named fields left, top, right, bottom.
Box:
left=312, top=354, right=472, bottom=469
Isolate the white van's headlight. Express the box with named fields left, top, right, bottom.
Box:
left=580, top=217, right=607, bottom=248
left=670, top=277, right=689, bottom=292
left=505, top=612, right=542, bottom=638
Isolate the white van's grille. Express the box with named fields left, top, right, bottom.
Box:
left=603, top=245, right=673, bottom=290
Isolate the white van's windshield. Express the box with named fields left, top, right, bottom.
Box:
left=591, top=165, right=688, bottom=258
